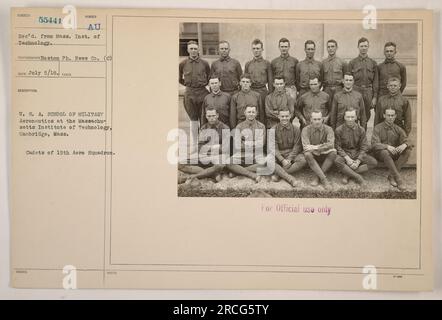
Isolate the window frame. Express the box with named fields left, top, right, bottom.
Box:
left=179, top=22, right=219, bottom=58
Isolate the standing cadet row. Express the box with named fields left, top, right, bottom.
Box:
left=179, top=37, right=408, bottom=131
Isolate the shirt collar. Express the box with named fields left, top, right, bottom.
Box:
left=220, top=56, right=231, bottom=62
left=312, top=124, right=324, bottom=132
left=344, top=122, right=358, bottom=130
left=358, top=54, right=368, bottom=61
left=389, top=91, right=400, bottom=97
left=274, top=89, right=285, bottom=96
left=211, top=90, right=222, bottom=96
left=253, top=56, right=263, bottom=62
left=385, top=58, right=396, bottom=64
left=207, top=121, right=221, bottom=129
left=189, top=56, right=200, bottom=63
left=245, top=119, right=257, bottom=127
left=383, top=121, right=395, bottom=130
left=343, top=87, right=353, bottom=93
left=279, top=122, right=291, bottom=129
left=280, top=53, right=290, bottom=59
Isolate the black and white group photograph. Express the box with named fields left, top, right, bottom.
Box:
left=177, top=21, right=418, bottom=199
left=2, top=1, right=439, bottom=299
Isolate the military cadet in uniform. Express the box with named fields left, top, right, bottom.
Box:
left=271, top=108, right=307, bottom=183
left=178, top=40, right=210, bottom=125
left=178, top=107, right=229, bottom=184
left=348, top=37, right=379, bottom=124
left=296, top=40, right=323, bottom=98
left=372, top=108, right=411, bottom=191
left=322, top=39, right=346, bottom=104
left=330, top=72, right=367, bottom=130
left=301, top=110, right=336, bottom=189
left=210, top=40, right=243, bottom=95
left=271, top=38, right=298, bottom=100
left=230, top=73, right=263, bottom=128
left=296, top=77, right=330, bottom=129
left=374, top=77, right=412, bottom=136
left=245, top=38, right=273, bottom=125
left=265, top=77, right=295, bottom=129
left=227, top=105, right=298, bottom=187
left=334, top=109, right=378, bottom=186
left=377, top=42, right=407, bottom=99
left=201, top=75, right=231, bottom=127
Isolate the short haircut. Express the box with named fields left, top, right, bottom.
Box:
left=343, top=72, right=354, bottom=79
left=278, top=37, right=290, bottom=46
left=327, top=39, right=338, bottom=47
left=309, top=76, right=320, bottom=83
left=279, top=107, right=291, bottom=113
left=252, top=38, right=263, bottom=48
left=187, top=40, right=198, bottom=47
left=205, top=106, right=218, bottom=113
left=209, top=74, right=221, bottom=81
left=304, top=40, right=316, bottom=49
left=387, top=77, right=401, bottom=84
left=384, top=107, right=397, bottom=114
left=311, top=110, right=323, bottom=117
left=245, top=105, right=257, bottom=111
left=274, top=76, right=285, bottom=82
left=219, top=40, right=230, bottom=47
left=344, top=108, right=357, bottom=116
left=240, top=73, right=252, bottom=80
left=384, top=41, right=397, bottom=49
left=358, top=37, right=369, bottom=46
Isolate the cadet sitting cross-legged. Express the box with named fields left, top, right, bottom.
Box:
left=178, top=107, right=229, bottom=184
left=334, top=108, right=378, bottom=187
left=269, top=108, right=307, bottom=184
left=301, top=110, right=337, bottom=190
left=371, top=107, right=411, bottom=191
